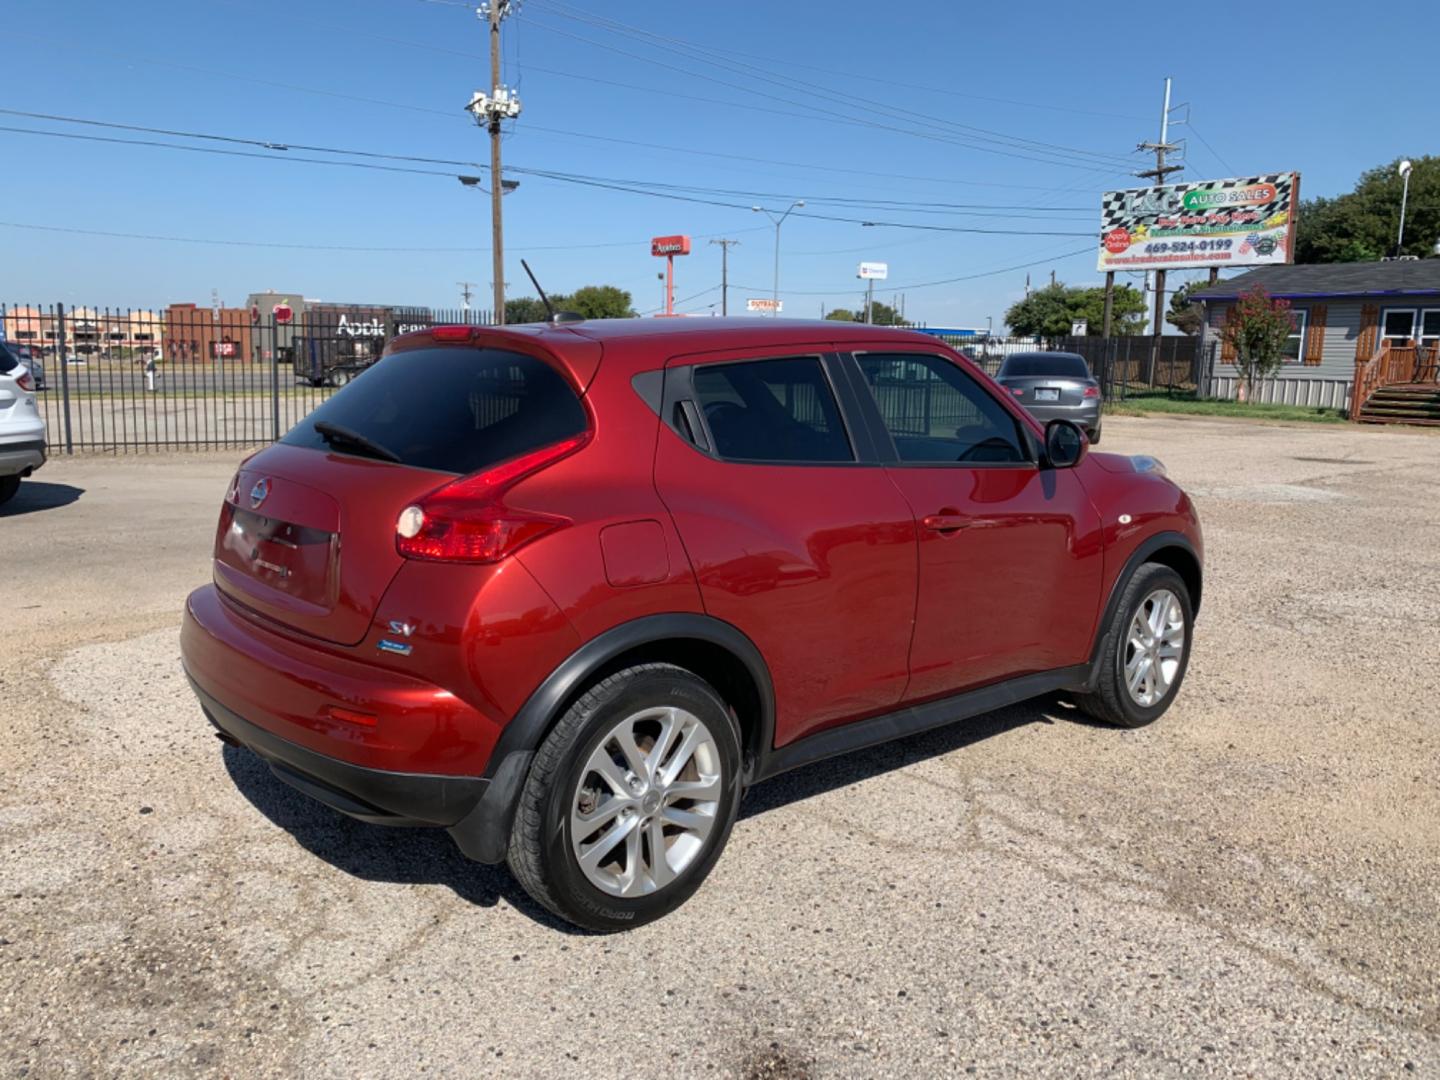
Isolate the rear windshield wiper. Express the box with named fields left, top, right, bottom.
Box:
left=313, top=420, right=401, bottom=464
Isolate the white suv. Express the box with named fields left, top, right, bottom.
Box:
left=0, top=343, right=47, bottom=507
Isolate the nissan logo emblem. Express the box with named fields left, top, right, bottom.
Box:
left=249, top=478, right=270, bottom=508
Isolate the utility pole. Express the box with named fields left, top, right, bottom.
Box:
left=467, top=2, right=521, bottom=325
left=458, top=281, right=477, bottom=314
left=709, top=238, right=739, bottom=316
left=1135, top=77, right=1184, bottom=369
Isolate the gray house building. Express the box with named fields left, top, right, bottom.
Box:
left=1189, top=261, right=1440, bottom=414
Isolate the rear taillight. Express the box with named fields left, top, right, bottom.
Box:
left=396, top=433, right=588, bottom=563
left=1011, top=387, right=1024, bottom=397
left=15, top=370, right=35, bottom=391
left=1083, top=386, right=1100, bottom=398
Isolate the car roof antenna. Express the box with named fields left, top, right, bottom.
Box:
left=519, top=259, right=584, bottom=324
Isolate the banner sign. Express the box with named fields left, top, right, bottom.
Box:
left=651, top=235, right=691, bottom=257
left=1096, top=172, right=1299, bottom=273
left=746, top=298, right=782, bottom=313
left=857, top=261, right=889, bottom=280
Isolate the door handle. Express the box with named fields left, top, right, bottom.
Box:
left=922, top=512, right=971, bottom=533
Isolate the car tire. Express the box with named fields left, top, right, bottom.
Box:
left=329, top=371, right=351, bottom=388
left=1088, top=425, right=1102, bottom=445
left=0, top=475, right=18, bottom=506
left=507, top=663, right=743, bottom=932
left=1077, top=562, right=1192, bottom=729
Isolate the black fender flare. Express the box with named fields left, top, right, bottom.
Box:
left=449, top=613, right=775, bottom=863
left=1083, top=530, right=1202, bottom=687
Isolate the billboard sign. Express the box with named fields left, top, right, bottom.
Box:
left=1096, top=172, right=1299, bottom=273
left=651, top=235, right=691, bottom=257
left=746, top=298, right=782, bottom=313
left=857, top=261, right=889, bottom=280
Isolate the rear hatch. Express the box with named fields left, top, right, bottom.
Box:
left=1000, top=375, right=1090, bottom=406
left=213, top=341, right=591, bottom=645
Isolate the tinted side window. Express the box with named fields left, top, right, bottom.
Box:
left=857, top=353, right=1027, bottom=464
left=0, top=345, right=16, bottom=374
left=282, top=347, right=586, bottom=474
left=692, top=356, right=852, bottom=463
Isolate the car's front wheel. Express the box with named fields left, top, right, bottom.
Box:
left=507, top=663, right=742, bottom=932
left=1077, top=562, right=1192, bottom=728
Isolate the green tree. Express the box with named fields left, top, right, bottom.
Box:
left=505, top=296, right=552, bottom=324
left=1005, top=283, right=1146, bottom=337
left=824, top=302, right=906, bottom=325
left=1224, top=288, right=1296, bottom=399
left=1166, top=280, right=1205, bottom=336
left=1295, top=156, right=1440, bottom=263
left=565, top=285, right=635, bottom=319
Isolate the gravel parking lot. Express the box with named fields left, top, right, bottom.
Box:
left=3, top=415, right=1438, bottom=1078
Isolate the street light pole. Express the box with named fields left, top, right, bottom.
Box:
left=752, top=201, right=805, bottom=316
left=1397, top=159, right=1414, bottom=257
left=466, top=2, right=520, bottom=325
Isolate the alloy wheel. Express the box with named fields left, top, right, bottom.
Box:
left=569, top=706, right=723, bottom=898
left=1122, top=587, right=1185, bottom=707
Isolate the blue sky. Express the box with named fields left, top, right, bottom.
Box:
left=2, top=0, right=1434, bottom=327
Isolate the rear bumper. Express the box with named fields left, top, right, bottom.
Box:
left=0, top=439, right=46, bottom=477
left=181, top=583, right=523, bottom=862
left=1022, top=401, right=1101, bottom=431
left=193, top=676, right=488, bottom=826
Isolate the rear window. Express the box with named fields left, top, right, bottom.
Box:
left=999, top=353, right=1090, bottom=378
left=282, top=346, right=587, bottom=474
left=0, top=344, right=16, bottom=374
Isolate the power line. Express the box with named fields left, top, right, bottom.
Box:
left=728, top=245, right=1096, bottom=295
left=0, top=122, right=1097, bottom=236
left=524, top=2, right=1138, bottom=166
left=0, top=219, right=764, bottom=253
left=0, top=109, right=1086, bottom=216
left=522, top=0, right=1146, bottom=123
left=515, top=13, right=1133, bottom=172
left=1184, top=121, right=1238, bottom=177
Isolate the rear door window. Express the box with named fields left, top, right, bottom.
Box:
left=0, top=344, right=17, bottom=374
left=691, top=356, right=853, bottom=463
left=857, top=352, right=1028, bottom=464
left=282, top=346, right=586, bottom=474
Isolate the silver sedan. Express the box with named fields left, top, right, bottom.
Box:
left=995, top=351, right=1102, bottom=443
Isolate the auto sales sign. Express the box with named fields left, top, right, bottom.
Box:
left=1096, top=172, right=1299, bottom=273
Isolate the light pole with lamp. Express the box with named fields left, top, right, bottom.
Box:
left=752, top=200, right=805, bottom=316
left=1396, top=159, right=1414, bottom=257
left=459, top=175, right=519, bottom=319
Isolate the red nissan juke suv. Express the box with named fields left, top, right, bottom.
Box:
left=181, top=318, right=1202, bottom=931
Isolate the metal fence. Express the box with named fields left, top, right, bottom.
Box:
left=924, top=333, right=1211, bottom=399
left=2, top=302, right=492, bottom=453
left=7, top=305, right=1229, bottom=455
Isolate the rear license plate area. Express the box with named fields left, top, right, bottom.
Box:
left=1034, top=388, right=1061, bottom=401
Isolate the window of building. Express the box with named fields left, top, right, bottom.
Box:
left=1281, top=309, right=1307, bottom=362
left=1419, top=309, right=1440, bottom=349
left=856, top=352, right=1027, bottom=465
left=691, top=356, right=853, bottom=463
left=1381, top=308, right=1417, bottom=343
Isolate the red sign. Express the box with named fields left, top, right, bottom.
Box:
left=651, top=234, right=691, bottom=257
left=1104, top=228, right=1131, bottom=254
left=273, top=304, right=294, bottom=324
left=211, top=340, right=237, bottom=359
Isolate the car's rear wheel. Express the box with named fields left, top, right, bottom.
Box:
left=507, top=663, right=742, bottom=932
left=0, top=475, right=20, bottom=507
left=1088, top=424, right=1102, bottom=445
left=1077, top=562, right=1192, bottom=728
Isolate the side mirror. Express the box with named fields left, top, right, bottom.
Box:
left=1044, top=419, right=1086, bottom=468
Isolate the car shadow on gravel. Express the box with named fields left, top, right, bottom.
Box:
left=0, top=480, right=84, bottom=516
left=740, top=694, right=1086, bottom=820
left=220, top=744, right=582, bottom=933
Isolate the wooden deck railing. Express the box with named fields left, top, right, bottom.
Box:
left=1350, top=341, right=1438, bottom=418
